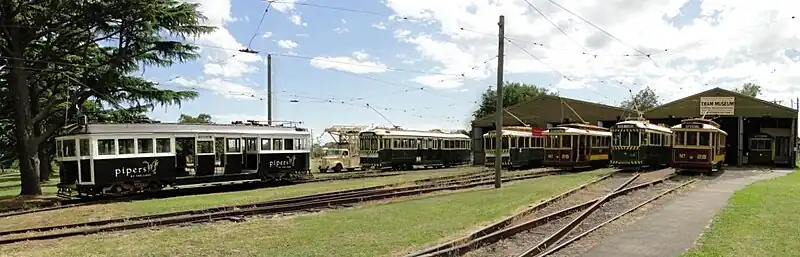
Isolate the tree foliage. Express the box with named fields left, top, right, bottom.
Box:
left=472, top=82, right=556, bottom=123
left=619, top=87, right=661, bottom=112
left=178, top=113, right=212, bottom=124
left=0, top=0, right=212, bottom=195
left=733, top=82, right=761, bottom=97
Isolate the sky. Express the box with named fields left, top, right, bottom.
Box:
left=144, top=0, right=800, bottom=143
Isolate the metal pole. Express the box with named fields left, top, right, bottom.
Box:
left=494, top=15, right=505, bottom=189
left=267, top=54, right=273, bottom=125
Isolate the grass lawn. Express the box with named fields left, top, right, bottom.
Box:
left=0, top=172, right=59, bottom=199
left=0, top=166, right=484, bottom=231
left=0, top=169, right=613, bottom=257
left=681, top=171, right=800, bottom=257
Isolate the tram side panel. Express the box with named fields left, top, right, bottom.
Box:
left=258, top=152, right=310, bottom=180
left=94, top=156, right=178, bottom=190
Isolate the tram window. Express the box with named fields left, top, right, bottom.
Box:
left=244, top=138, right=257, bottom=151
left=631, top=132, right=641, bottom=146
left=62, top=139, right=76, bottom=157
left=197, top=141, right=214, bottom=154
left=649, top=133, right=657, bottom=146
left=562, top=136, right=572, bottom=147
left=612, top=133, right=621, bottom=146
left=98, top=139, right=115, bottom=155
left=510, top=137, right=517, bottom=148
left=228, top=138, right=243, bottom=152
left=284, top=139, right=294, bottom=150
left=156, top=139, right=171, bottom=153
left=137, top=138, right=154, bottom=154
left=699, top=132, right=710, bottom=146
left=118, top=139, right=135, bottom=154
left=687, top=132, right=698, bottom=146
left=79, top=139, right=90, bottom=156
left=501, top=137, right=509, bottom=149
left=675, top=132, right=685, bottom=145
left=261, top=138, right=272, bottom=151
left=272, top=138, right=283, bottom=150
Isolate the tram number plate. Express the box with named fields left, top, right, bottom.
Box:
left=561, top=154, right=569, bottom=159
left=678, top=153, right=686, bottom=158
left=697, top=154, right=708, bottom=160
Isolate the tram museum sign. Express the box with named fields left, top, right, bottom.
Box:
left=699, top=97, right=735, bottom=116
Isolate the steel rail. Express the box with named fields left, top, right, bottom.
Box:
left=0, top=171, right=556, bottom=244
left=418, top=173, right=676, bottom=257
left=405, top=173, right=615, bottom=257
left=532, top=178, right=698, bottom=257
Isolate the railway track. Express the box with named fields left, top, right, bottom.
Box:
left=409, top=169, right=696, bottom=257
left=0, top=167, right=480, bottom=218
left=0, top=168, right=560, bottom=245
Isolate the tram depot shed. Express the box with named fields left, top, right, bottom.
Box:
left=644, top=87, right=798, bottom=168
left=470, top=95, right=630, bottom=165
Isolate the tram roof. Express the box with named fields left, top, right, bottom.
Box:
left=543, top=126, right=612, bottom=136
left=482, top=129, right=534, bottom=137
left=363, top=128, right=469, bottom=139
left=612, top=120, right=673, bottom=133
left=61, top=123, right=312, bottom=136
left=669, top=123, right=728, bottom=135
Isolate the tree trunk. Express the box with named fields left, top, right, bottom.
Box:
left=38, top=150, right=52, bottom=182
left=8, top=62, right=42, bottom=196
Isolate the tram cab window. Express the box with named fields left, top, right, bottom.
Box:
left=687, top=132, right=698, bottom=146
left=272, top=138, right=283, bottom=150
left=118, top=139, right=135, bottom=154
left=501, top=137, right=509, bottom=149
left=699, top=132, right=710, bottom=146
left=562, top=136, right=572, bottom=147
left=510, top=137, right=518, bottom=148
left=79, top=139, right=90, bottom=156
left=138, top=139, right=154, bottom=154
left=675, top=132, right=685, bottom=145
left=61, top=139, right=76, bottom=157
left=98, top=139, right=115, bottom=155
left=156, top=138, right=171, bottom=153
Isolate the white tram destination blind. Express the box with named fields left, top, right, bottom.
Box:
left=700, top=97, right=735, bottom=115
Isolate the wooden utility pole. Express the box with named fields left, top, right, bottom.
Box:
left=267, top=54, right=273, bottom=125
left=494, top=15, right=505, bottom=189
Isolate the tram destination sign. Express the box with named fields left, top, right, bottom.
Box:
left=614, top=124, right=636, bottom=129
left=682, top=124, right=703, bottom=129
left=700, top=97, right=735, bottom=115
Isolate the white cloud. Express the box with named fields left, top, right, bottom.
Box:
left=296, top=33, right=310, bottom=37
left=383, top=0, right=800, bottom=101
left=270, top=0, right=298, bottom=13
left=353, top=51, right=369, bottom=60
left=181, top=0, right=262, bottom=78
left=334, top=27, right=349, bottom=34
left=372, top=22, right=388, bottom=30
left=277, top=39, right=298, bottom=49
left=309, top=52, right=388, bottom=74
left=171, top=76, right=261, bottom=100
left=289, top=14, right=307, bottom=26
left=262, top=31, right=273, bottom=38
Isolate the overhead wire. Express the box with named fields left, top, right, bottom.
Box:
left=520, top=0, right=591, bottom=56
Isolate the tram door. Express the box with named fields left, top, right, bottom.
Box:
left=175, top=137, right=196, bottom=177
left=576, top=135, right=587, bottom=162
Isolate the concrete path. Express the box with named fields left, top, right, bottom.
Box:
left=580, top=170, right=793, bottom=257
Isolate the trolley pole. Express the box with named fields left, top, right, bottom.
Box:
left=267, top=54, right=273, bottom=125
left=494, top=15, right=505, bottom=189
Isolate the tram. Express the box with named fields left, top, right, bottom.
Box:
left=543, top=123, right=611, bottom=170
left=670, top=118, right=727, bottom=174
left=610, top=119, right=674, bottom=171
left=483, top=127, right=543, bottom=169
left=359, top=128, right=471, bottom=170
left=54, top=121, right=313, bottom=198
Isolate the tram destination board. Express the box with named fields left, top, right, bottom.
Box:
left=614, top=124, right=636, bottom=129
left=682, top=124, right=703, bottom=129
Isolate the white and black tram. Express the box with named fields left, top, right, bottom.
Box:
left=54, top=121, right=312, bottom=198
left=359, top=128, right=471, bottom=170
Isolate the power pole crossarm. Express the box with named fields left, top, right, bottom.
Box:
left=494, top=15, right=505, bottom=189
